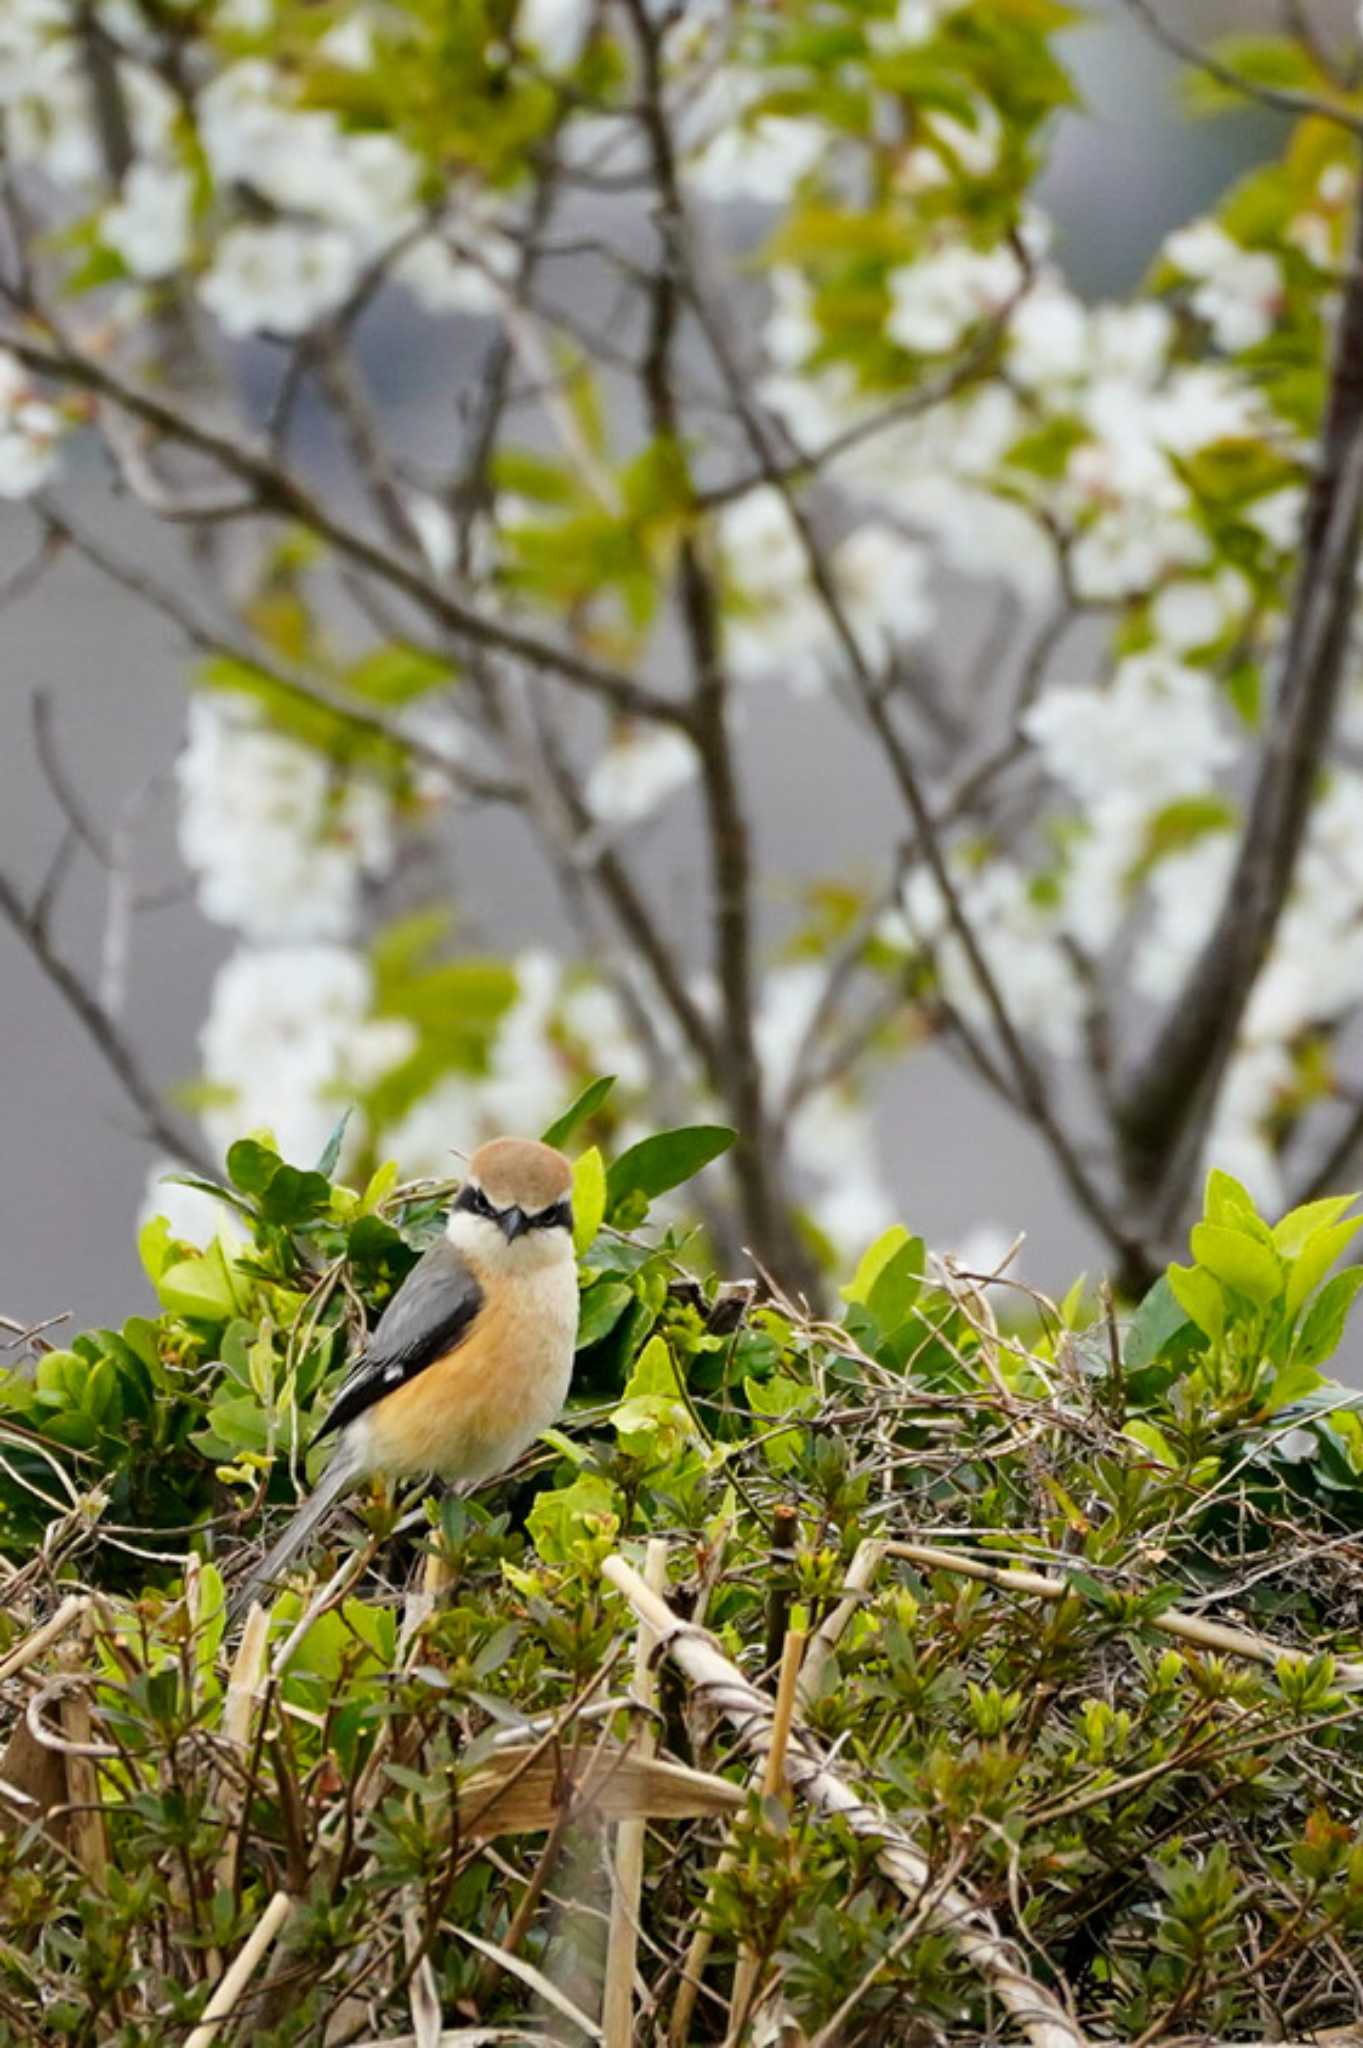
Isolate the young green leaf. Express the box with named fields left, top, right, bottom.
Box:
left=541, top=1075, right=616, bottom=1150
left=606, top=1124, right=735, bottom=1210
left=1187, top=1223, right=1282, bottom=1308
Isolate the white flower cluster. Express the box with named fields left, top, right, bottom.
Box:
left=198, top=945, right=414, bottom=1167
left=190, top=59, right=516, bottom=335
left=718, top=487, right=935, bottom=692
left=761, top=238, right=1270, bottom=610
left=0, top=349, right=62, bottom=498
left=177, top=695, right=396, bottom=942
left=1164, top=221, right=1282, bottom=353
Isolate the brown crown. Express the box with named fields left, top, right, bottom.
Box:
left=468, top=1136, right=574, bottom=1213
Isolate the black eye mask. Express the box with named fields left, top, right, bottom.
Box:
left=454, top=1184, right=572, bottom=1236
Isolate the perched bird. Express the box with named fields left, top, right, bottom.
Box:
left=229, top=1137, right=578, bottom=1620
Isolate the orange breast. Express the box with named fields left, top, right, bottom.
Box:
left=361, top=1268, right=576, bottom=1483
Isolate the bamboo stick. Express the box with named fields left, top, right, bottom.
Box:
left=604, top=1553, right=1085, bottom=2048
left=184, top=1887, right=295, bottom=2048
left=602, top=1536, right=668, bottom=2048
left=886, top=1541, right=1363, bottom=1689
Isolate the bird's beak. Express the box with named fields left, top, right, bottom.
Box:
left=501, top=1205, right=531, bottom=1241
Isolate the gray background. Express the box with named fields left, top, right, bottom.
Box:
left=0, top=3, right=1313, bottom=1337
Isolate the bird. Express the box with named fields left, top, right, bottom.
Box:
left=229, top=1136, right=579, bottom=1621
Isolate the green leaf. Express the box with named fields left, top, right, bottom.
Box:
left=1203, top=1169, right=1257, bottom=1225
left=621, top=1334, right=683, bottom=1404
left=1261, top=1355, right=1325, bottom=1416
left=576, top=1280, right=633, bottom=1350
left=526, top=1473, right=619, bottom=1565
left=572, top=1147, right=607, bottom=1256
left=314, top=1109, right=353, bottom=1179
left=1295, top=1268, right=1363, bottom=1371
left=606, top=1125, right=735, bottom=1211
left=345, top=643, right=455, bottom=706
left=1184, top=34, right=1330, bottom=118
left=541, top=1075, right=615, bottom=1150
left=865, top=1237, right=925, bottom=1335
left=1271, top=1194, right=1358, bottom=1259
left=1188, top=1224, right=1282, bottom=1309
left=138, top=1215, right=176, bottom=1286
left=842, top=1226, right=911, bottom=1306
left=1124, top=1419, right=1179, bottom=1469
left=258, top=1165, right=332, bottom=1227
left=1123, top=1275, right=1189, bottom=1369
left=1166, top=1263, right=1225, bottom=1343
left=156, top=1249, right=240, bottom=1324
left=227, top=1138, right=282, bottom=1198
left=1285, top=1218, right=1363, bottom=1320
left=745, top=1374, right=817, bottom=1475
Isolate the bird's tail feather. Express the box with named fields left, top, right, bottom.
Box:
left=228, top=1453, right=359, bottom=1626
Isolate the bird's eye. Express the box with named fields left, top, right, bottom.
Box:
left=528, top=1198, right=573, bottom=1233
left=456, top=1182, right=497, bottom=1222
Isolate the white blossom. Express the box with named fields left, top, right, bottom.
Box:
left=904, top=859, right=1085, bottom=1058
left=1149, top=570, right=1250, bottom=654
left=1024, top=653, right=1235, bottom=812
left=395, top=212, right=519, bottom=318
left=587, top=727, right=698, bottom=825
left=103, top=162, right=193, bottom=279
left=516, top=0, right=593, bottom=70
left=1246, top=486, right=1304, bottom=551
left=199, top=223, right=358, bottom=336
left=869, top=0, right=967, bottom=48
left=686, top=70, right=826, bottom=204
left=0, top=350, right=62, bottom=498
left=1131, top=831, right=1236, bottom=1002
left=832, top=523, right=936, bottom=658
left=886, top=241, right=1023, bottom=355
left=1007, top=278, right=1089, bottom=390
left=1165, top=219, right=1281, bottom=352
left=199, top=945, right=414, bottom=1165
left=176, top=694, right=395, bottom=940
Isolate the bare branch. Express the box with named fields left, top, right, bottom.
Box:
left=39, top=507, right=522, bottom=808
left=680, top=233, right=1141, bottom=1270
left=0, top=866, right=216, bottom=1180
left=1120, top=0, right=1363, bottom=133
left=6, top=333, right=692, bottom=730
left=1118, top=173, right=1363, bottom=1208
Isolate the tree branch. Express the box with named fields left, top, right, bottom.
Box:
left=679, top=238, right=1142, bottom=1271
left=6, top=334, right=692, bottom=731
left=625, top=0, right=815, bottom=1295
left=1117, top=170, right=1363, bottom=1206
left=1119, top=0, right=1363, bottom=133
left=0, top=866, right=216, bottom=1180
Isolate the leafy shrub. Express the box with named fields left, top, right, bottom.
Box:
left=4, top=1119, right=1363, bottom=2043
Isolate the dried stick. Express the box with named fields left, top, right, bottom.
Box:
left=59, top=1632, right=108, bottom=1889
left=0, top=1593, right=88, bottom=1683
left=885, top=1541, right=1363, bottom=1689
left=184, top=1888, right=296, bottom=2048
left=602, top=1536, right=668, bottom=2048
left=603, top=1553, right=1084, bottom=2048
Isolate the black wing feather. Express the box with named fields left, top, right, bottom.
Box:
left=316, top=1238, right=484, bottom=1441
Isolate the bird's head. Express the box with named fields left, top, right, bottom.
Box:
left=447, top=1137, right=575, bottom=1270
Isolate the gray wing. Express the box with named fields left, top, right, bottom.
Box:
left=315, top=1237, right=484, bottom=1441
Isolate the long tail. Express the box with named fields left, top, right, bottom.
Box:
left=228, top=1452, right=359, bottom=1626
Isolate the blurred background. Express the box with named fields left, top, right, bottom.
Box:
left=0, top=0, right=1329, bottom=1331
